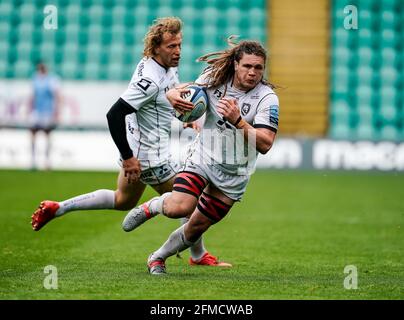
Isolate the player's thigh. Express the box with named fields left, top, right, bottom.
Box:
left=151, top=177, right=174, bottom=195
left=163, top=172, right=209, bottom=218
left=115, top=169, right=146, bottom=210
left=204, top=184, right=235, bottom=206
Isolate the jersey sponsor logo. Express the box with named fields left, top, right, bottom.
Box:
left=137, top=62, right=145, bottom=77
left=136, top=78, right=152, bottom=92
left=216, top=119, right=233, bottom=131
left=140, top=171, right=153, bottom=179
left=269, top=105, right=279, bottom=127
left=158, top=168, right=171, bottom=179
left=250, top=93, right=260, bottom=100
left=241, top=103, right=251, bottom=116
left=127, top=122, right=135, bottom=134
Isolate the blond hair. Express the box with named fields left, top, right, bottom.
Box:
left=197, top=36, right=275, bottom=90
left=143, top=17, right=182, bottom=57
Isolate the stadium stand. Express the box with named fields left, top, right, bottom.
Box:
left=330, top=0, right=403, bottom=141
left=0, top=0, right=267, bottom=82
left=1, top=0, right=402, bottom=141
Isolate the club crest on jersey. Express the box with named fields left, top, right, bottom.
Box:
left=241, top=103, right=251, bottom=116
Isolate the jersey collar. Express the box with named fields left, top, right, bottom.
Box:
left=230, top=77, right=257, bottom=94
left=151, top=57, right=169, bottom=72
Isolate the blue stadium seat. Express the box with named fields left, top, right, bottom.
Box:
left=107, top=63, right=124, bottom=80
left=333, top=28, right=350, bottom=48
left=356, top=84, right=374, bottom=106
left=380, top=67, right=399, bottom=86
left=40, top=42, right=56, bottom=64
left=331, top=99, right=350, bottom=121
left=16, top=42, right=32, bottom=61
left=88, top=24, right=103, bottom=44
left=0, top=42, right=8, bottom=61
left=17, top=23, right=34, bottom=43
left=0, top=2, right=13, bottom=23
left=83, top=62, right=101, bottom=80
left=380, top=86, right=397, bottom=107
left=358, top=28, right=376, bottom=49
left=356, top=67, right=374, bottom=87
left=330, top=122, right=352, bottom=139
left=14, top=61, right=33, bottom=78
left=359, top=10, right=374, bottom=30
left=0, top=23, right=11, bottom=42
left=62, top=47, right=79, bottom=73
left=356, top=104, right=374, bottom=125
left=381, top=10, right=397, bottom=29
left=357, top=47, right=375, bottom=67
left=65, top=4, right=81, bottom=25
left=334, top=47, right=351, bottom=66
left=111, top=25, right=126, bottom=44
left=380, top=0, right=400, bottom=11
left=88, top=5, right=104, bottom=26
left=380, top=125, right=400, bottom=140
left=156, top=6, right=174, bottom=17
left=203, top=7, right=220, bottom=24
left=379, top=106, right=398, bottom=124
left=355, top=123, right=377, bottom=140
left=0, top=59, right=7, bottom=78
left=87, top=44, right=102, bottom=64
left=18, top=3, right=36, bottom=24
left=60, top=61, right=77, bottom=79
left=380, top=29, right=398, bottom=48
left=380, top=47, right=399, bottom=68
left=64, top=23, right=80, bottom=43
left=112, top=5, right=125, bottom=25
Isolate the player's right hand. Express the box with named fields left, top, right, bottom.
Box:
left=166, top=87, right=194, bottom=114
left=122, top=157, right=141, bottom=184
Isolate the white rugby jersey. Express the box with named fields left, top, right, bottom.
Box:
left=120, top=57, right=179, bottom=168
left=193, top=72, right=279, bottom=175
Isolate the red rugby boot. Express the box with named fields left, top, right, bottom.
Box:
left=189, top=252, right=232, bottom=267
left=31, top=201, right=60, bottom=231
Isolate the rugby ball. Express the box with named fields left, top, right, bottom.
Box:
left=174, top=85, right=208, bottom=122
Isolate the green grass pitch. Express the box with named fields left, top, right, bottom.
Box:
left=0, top=169, right=403, bottom=299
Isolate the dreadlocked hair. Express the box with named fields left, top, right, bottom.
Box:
left=143, top=17, right=182, bottom=57
left=197, top=36, right=275, bottom=90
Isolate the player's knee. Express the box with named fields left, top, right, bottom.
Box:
left=164, top=199, right=195, bottom=218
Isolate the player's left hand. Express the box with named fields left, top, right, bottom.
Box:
left=166, top=88, right=194, bottom=114
left=217, top=98, right=240, bottom=125
left=122, top=157, right=141, bottom=184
